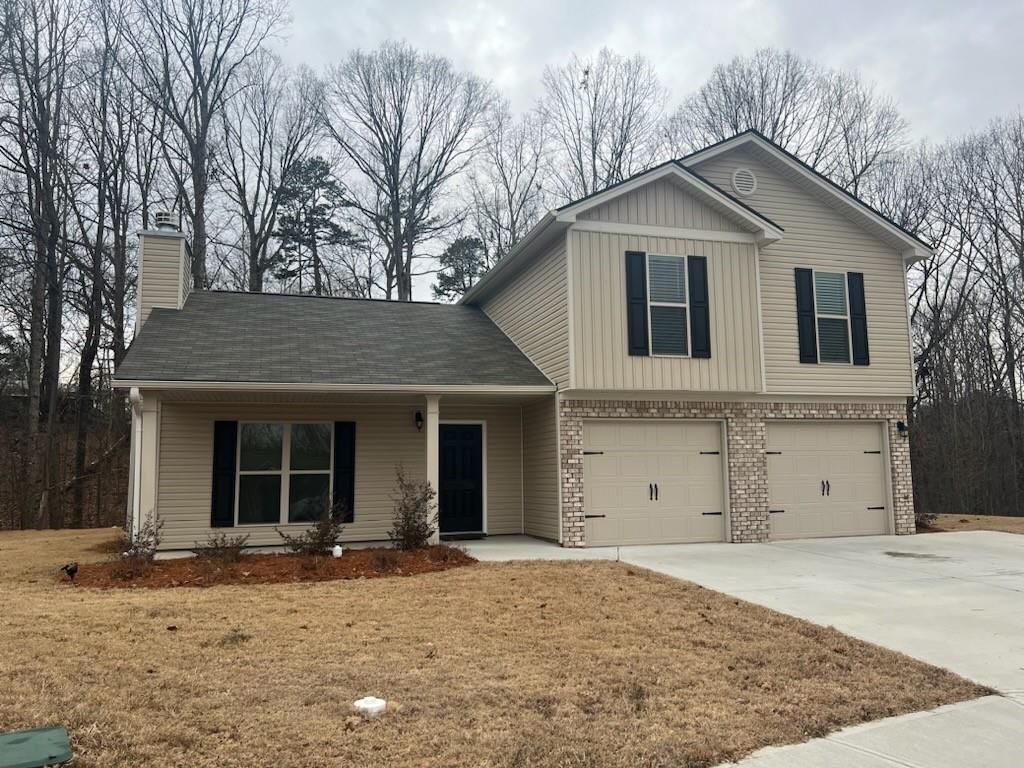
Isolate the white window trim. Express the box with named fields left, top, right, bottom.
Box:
left=646, top=253, right=690, bottom=358
left=235, top=421, right=335, bottom=526
left=813, top=268, right=853, bottom=366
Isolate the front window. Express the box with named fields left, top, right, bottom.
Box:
left=647, top=254, right=688, bottom=356
left=237, top=422, right=332, bottom=525
left=814, top=271, right=851, bottom=363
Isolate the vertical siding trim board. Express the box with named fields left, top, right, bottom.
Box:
left=557, top=399, right=915, bottom=547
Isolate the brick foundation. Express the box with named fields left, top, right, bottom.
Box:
left=559, top=399, right=915, bottom=547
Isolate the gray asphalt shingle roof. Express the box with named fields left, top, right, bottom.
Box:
left=115, top=291, right=553, bottom=388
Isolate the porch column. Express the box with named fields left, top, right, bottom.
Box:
left=130, top=388, right=160, bottom=537
left=425, top=395, right=441, bottom=544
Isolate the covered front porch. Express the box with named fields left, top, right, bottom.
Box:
left=126, top=386, right=559, bottom=553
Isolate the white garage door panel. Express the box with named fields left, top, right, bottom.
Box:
left=767, top=422, right=889, bottom=540
left=583, top=421, right=725, bottom=546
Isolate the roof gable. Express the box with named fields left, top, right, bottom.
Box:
left=681, top=130, right=932, bottom=261
left=555, top=161, right=784, bottom=245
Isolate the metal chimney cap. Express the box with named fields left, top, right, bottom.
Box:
left=154, top=211, right=178, bottom=231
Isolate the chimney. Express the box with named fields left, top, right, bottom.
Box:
left=136, top=211, right=190, bottom=333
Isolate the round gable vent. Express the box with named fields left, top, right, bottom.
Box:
left=731, top=167, right=757, bottom=197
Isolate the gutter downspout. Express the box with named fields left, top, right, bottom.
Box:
left=129, top=387, right=143, bottom=536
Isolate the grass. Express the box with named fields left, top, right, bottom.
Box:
left=1, top=528, right=986, bottom=768
left=927, top=513, right=1024, bottom=535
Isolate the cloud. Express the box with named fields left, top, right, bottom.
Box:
left=279, top=0, right=1024, bottom=141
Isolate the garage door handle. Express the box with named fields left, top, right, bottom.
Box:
left=654, top=483, right=659, bottom=501
left=867, top=506, right=885, bottom=511
left=701, top=511, right=722, bottom=516
left=649, top=483, right=653, bottom=501
left=699, top=451, right=720, bottom=455
left=769, top=509, right=785, bottom=514
left=584, top=514, right=606, bottom=519
left=583, top=450, right=604, bottom=455
left=826, top=480, right=830, bottom=496
left=821, top=481, right=825, bottom=497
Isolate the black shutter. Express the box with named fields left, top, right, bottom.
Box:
left=625, top=251, right=649, bottom=356
left=794, top=268, right=818, bottom=364
left=688, top=256, right=711, bottom=358
left=848, top=272, right=870, bottom=365
left=211, top=421, right=237, bottom=528
left=333, top=422, right=356, bottom=522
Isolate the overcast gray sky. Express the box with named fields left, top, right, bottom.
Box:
left=281, top=0, right=1023, bottom=142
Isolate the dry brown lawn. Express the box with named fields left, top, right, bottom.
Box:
left=1, top=529, right=985, bottom=768
left=927, top=513, right=1024, bottom=535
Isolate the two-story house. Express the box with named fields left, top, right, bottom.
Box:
left=114, top=131, right=927, bottom=554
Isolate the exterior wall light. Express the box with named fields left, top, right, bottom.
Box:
left=415, top=411, right=424, bottom=431
left=896, top=421, right=909, bottom=438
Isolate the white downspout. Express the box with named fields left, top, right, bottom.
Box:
left=129, top=387, right=144, bottom=536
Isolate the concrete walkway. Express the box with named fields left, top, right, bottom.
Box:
left=466, top=532, right=1024, bottom=766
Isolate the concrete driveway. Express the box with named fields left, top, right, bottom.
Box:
left=468, top=531, right=1024, bottom=766
left=618, top=531, right=1024, bottom=693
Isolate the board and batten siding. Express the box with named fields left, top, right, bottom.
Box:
left=569, top=229, right=762, bottom=392
left=480, top=243, right=569, bottom=388
left=155, top=400, right=523, bottom=550
left=137, top=233, right=185, bottom=328
left=690, top=148, right=914, bottom=397
left=522, top=396, right=559, bottom=540
left=577, top=177, right=745, bottom=233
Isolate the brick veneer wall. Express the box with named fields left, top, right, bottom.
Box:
left=559, top=399, right=915, bottom=547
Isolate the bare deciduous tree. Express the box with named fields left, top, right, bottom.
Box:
left=323, top=41, right=493, bottom=300
left=540, top=48, right=666, bottom=201
left=217, top=52, right=321, bottom=292
left=121, top=0, right=285, bottom=289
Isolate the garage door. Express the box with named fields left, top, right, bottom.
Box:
left=767, top=422, right=890, bottom=540
left=583, top=421, right=725, bottom=546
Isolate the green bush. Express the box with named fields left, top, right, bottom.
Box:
left=388, top=464, right=437, bottom=550
left=277, top=502, right=346, bottom=556
left=192, top=532, right=250, bottom=563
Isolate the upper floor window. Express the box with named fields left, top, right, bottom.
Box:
left=647, top=255, right=689, bottom=356
left=625, top=250, right=711, bottom=359
left=814, top=271, right=851, bottom=363
left=795, top=267, right=870, bottom=366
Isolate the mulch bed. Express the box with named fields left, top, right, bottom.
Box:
left=70, top=545, right=476, bottom=589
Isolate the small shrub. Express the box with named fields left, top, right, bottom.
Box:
left=192, top=532, right=250, bottom=563
left=111, top=515, right=163, bottom=580
left=277, top=501, right=347, bottom=556
left=388, top=464, right=437, bottom=550
left=372, top=548, right=401, bottom=572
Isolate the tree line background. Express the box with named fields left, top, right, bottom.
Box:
left=0, top=0, right=1021, bottom=530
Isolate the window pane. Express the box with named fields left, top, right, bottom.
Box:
left=239, top=423, right=282, bottom=471
left=648, top=255, right=686, bottom=303
left=818, top=317, right=851, bottom=363
left=650, top=305, right=688, bottom=355
left=291, top=423, right=331, bottom=471
left=815, top=272, right=847, bottom=315
left=289, top=473, right=330, bottom=523
left=238, top=475, right=281, bottom=524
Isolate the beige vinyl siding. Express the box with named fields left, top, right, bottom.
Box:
left=522, top=396, right=559, bottom=540
left=155, top=400, right=523, bottom=550
left=578, top=177, right=744, bottom=232
left=480, top=243, right=569, bottom=388
left=691, top=148, right=914, bottom=397
left=138, top=234, right=184, bottom=327
left=570, top=229, right=762, bottom=392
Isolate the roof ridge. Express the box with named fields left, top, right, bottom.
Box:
left=198, top=290, right=464, bottom=309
